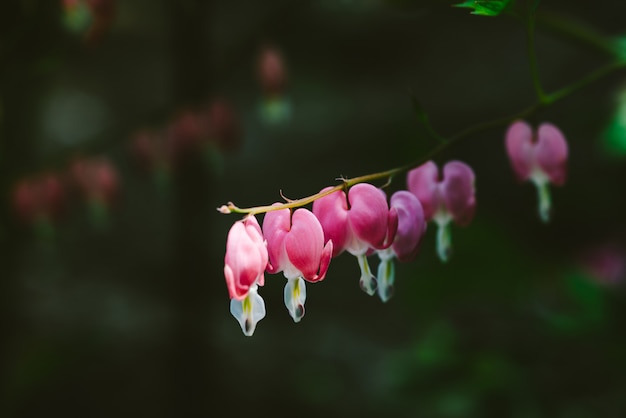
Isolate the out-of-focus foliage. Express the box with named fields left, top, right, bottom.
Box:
left=454, top=0, right=512, bottom=16
left=603, top=86, right=626, bottom=157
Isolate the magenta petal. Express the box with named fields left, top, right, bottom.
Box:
left=390, top=191, right=426, bottom=262
left=285, top=209, right=325, bottom=281
left=315, top=240, right=334, bottom=282
left=312, top=187, right=349, bottom=257
left=441, top=161, right=476, bottom=226
left=383, top=206, right=399, bottom=250
left=536, top=123, right=568, bottom=186
left=347, top=183, right=390, bottom=250
left=262, top=204, right=291, bottom=274
left=505, top=120, right=534, bottom=182
left=407, top=161, right=439, bottom=221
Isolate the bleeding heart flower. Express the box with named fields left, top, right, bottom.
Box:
left=13, top=173, right=65, bottom=227
left=407, top=160, right=476, bottom=262
left=263, top=206, right=333, bottom=322
left=376, top=191, right=427, bottom=302
left=312, top=183, right=398, bottom=296
left=224, top=215, right=268, bottom=336
left=70, top=156, right=119, bottom=207
left=204, top=99, right=242, bottom=153
left=505, top=120, right=568, bottom=222
left=257, top=45, right=288, bottom=98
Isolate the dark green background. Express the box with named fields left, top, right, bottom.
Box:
left=1, top=1, right=626, bottom=417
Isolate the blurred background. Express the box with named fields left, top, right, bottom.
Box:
left=2, top=0, right=626, bottom=417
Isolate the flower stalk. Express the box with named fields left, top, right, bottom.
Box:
left=217, top=14, right=626, bottom=218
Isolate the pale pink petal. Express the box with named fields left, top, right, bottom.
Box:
left=244, top=216, right=268, bottom=287
left=505, top=120, right=534, bottom=182
left=224, top=217, right=268, bottom=300
left=284, top=209, right=325, bottom=281
left=261, top=204, right=290, bottom=274
left=536, top=122, right=568, bottom=186
left=441, top=161, right=476, bottom=227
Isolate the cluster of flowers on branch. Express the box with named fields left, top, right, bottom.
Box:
left=220, top=120, right=569, bottom=336
left=222, top=161, right=475, bottom=336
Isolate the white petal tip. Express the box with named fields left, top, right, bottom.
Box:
left=359, top=276, right=378, bottom=296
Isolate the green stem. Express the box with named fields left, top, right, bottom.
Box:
left=545, top=61, right=626, bottom=104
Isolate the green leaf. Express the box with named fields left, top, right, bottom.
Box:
left=602, top=82, right=626, bottom=158
left=613, top=36, right=626, bottom=63
left=454, top=0, right=512, bottom=16
left=565, top=273, right=605, bottom=324
left=542, top=272, right=606, bottom=335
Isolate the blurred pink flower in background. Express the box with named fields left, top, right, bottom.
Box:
left=580, top=244, right=625, bottom=286
left=256, top=45, right=291, bottom=124
left=505, top=120, right=568, bottom=222
left=12, top=173, right=66, bottom=227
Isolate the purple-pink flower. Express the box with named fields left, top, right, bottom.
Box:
left=376, top=191, right=427, bottom=302
left=407, top=160, right=476, bottom=262
left=313, top=183, right=398, bottom=295
left=505, top=120, right=568, bottom=222
left=224, top=215, right=268, bottom=336
left=263, top=206, right=333, bottom=322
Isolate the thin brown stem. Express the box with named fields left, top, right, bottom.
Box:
left=219, top=60, right=624, bottom=217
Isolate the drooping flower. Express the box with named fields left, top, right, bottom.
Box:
left=204, top=99, right=242, bottom=153
left=407, top=160, right=476, bottom=263
left=69, top=156, right=119, bottom=227
left=70, top=156, right=119, bottom=206
left=580, top=244, right=625, bottom=287
left=505, top=120, right=568, bottom=222
left=256, top=45, right=291, bottom=124
left=376, top=191, right=427, bottom=302
left=257, top=45, right=288, bottom=99
left=312, top=183, right=398, bottom=296
left=262, top=206, right=333, bottom=322
left=166, top=109, right=206, bottom=160
left=224, top=215, right=268, bottom=336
